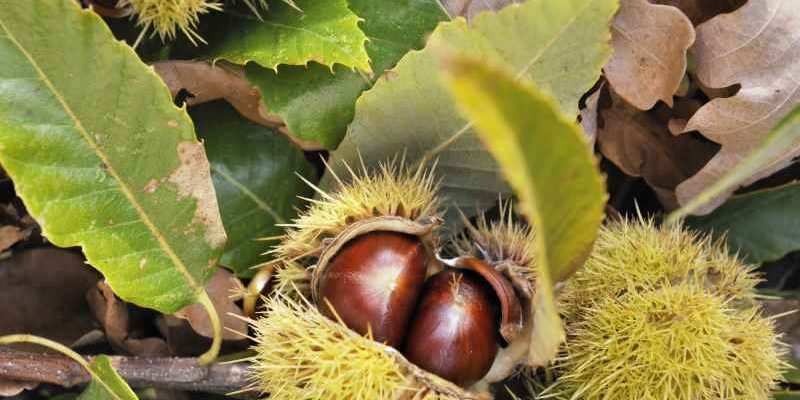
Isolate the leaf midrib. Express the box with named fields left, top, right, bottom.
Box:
left=0, top=13, right=203, bottom=293
left=418, top=0, right=598, bottom=165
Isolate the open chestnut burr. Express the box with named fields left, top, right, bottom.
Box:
left=258, top=164, right=541, bottom=399
left=315, top=226, right=523, bottom=389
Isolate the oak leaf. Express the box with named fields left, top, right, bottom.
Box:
left=676, top=0, right=800, bottom=214
left=598, top=91, right=717, bottom=208
left=604, top=0, right=694, bottom=110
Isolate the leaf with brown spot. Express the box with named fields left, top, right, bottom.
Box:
left=598, top=90, right=718, bottom=208
left=604, top=0, right=694, bottom=110
left=152, top=61, right=322, bottom=151
left=675, top=0, right=800, bottom=214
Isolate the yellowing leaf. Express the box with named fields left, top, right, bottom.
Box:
left=325, top=0, right=618, bottom=227
left=605, top=0, right=694, bottom=110
left=668, top=106, right=800, bottom=222
left=445, top=57, right=606, bottom=365
left=676, top=0, right=800, bottom=214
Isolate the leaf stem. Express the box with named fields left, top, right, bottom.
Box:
left=0, top=334, right=92, bottom=372
left=196, top=291, right=223, bottom=365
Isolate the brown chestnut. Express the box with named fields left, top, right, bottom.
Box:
left=317, top=231, right=428, bottom=347
left=403, top=269, right=500, bottom=387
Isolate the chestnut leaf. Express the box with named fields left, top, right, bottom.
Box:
left=323, top=0, right=617, bottom=229
left=191, top=101, right=315, bottom=277
left=0, top=0, right=226, bottom=362
left=685, top=181, right=800, bottom=264
left=202, top=0, right=370, bottom=73
left=242, top=0, right=449, bottom=149
left=445, top=57, right=606, bottom=365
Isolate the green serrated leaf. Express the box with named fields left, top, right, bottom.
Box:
left=192, top=101, right=315, bottom=277
left=78, top=356, right=138, bottom=400
left=245, top=0, right=448, bottom=149
left=444, top=57, right=606, bottom=364
left=667, top=106, right=800, bottom=223
left=324, top=0, right=618, bottom=226
left=686, top=182, right=800, bottom=264
left=0, top=0, right=226, bottom=313
left=204, top=0, right=370, bottom=72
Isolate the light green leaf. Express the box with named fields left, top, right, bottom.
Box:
left=78, top=356, right=138, bottom=400
left=0, top=335, right=137, bottom=400
left=667, top=106, right=800, bottom=223
left=204, top=0, right=370, bottom=72
left=192, top=101, right=315, bottom=277
left=245, top=0, right=448, bottom=149
left=325, top=0, right=617, bottom=225
left=0, top=0, right=225, bottom=361
left=445, top=57, right=606, bottom=364
left=686, top=182, right=800, bottom=264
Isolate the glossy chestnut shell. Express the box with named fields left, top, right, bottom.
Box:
left=317, top=231, right=428, bottom=347
left=403, top=269, right=500, bottom=387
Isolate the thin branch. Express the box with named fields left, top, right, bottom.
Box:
left=0, top=351, right=257, bottom=398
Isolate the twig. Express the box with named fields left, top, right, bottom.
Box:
left=0, top=351, right=256, bottom=398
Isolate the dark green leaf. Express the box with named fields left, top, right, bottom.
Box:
left=245, top=0, right=449, bottom=149
left=192, top=102, right=315, bottom=277
left=686, top=182, right=800, bottom=264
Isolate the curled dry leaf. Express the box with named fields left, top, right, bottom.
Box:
left=676, top=0, right=800, bottom=214
left=152, top=61, right=323, bottom=151
left=0, top=379, right=37, bottom=397
left=604, top=0, right=694, bottom=110
left=580, top=82, right=606, bottom=146
left=598, top=90, right=718, bottom=208
left=173, top=268, right=247, bottom=341
left=86, top=282, right=170, bottom=356
left=0, top=248, right=99, bottom=346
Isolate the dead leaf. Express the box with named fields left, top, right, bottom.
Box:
left=604, top=0, right=694, bottom=110
left=0, top=379, right=37, bottom=396
left=0, top=225, right=26, bottom=252
left=580, top=82, right=606, bottom=146
left=86, top=282, right=170, bottom=356
left=440, top=0, right=522, bottom=20
left=173, top=268, right=247, bottom=341
left=651, top=0, right=747, bottom=25
left=152, top=60, right=323, bottom=151
left=598, top=90, right=718, bottom=208
left=676, top=0, right=800, bottom=214
left=0, top=248, right=100, bottom=345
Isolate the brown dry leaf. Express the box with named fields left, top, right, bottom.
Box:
left=86, top=282, right=170, bottom=356
left=760, top=298, right=800, bottom=360
left=580, top=82, right=606, bottom=146
left=152, top=61, right=323, bottom=151
left=440, top=0, right=522, bottom=20
left=0, top=225, right=26, bottom=252
left=173, top=268, right=247, bottom=341
left=0, top=248, right=99, bottom=345
left=604, top=0, right=694, bottom=110
left=598, top=90, right=718, bottom=208
left=0, top=379, right=37, bottom=397
left=676, top=0, right=800, bottom=213
left=651, top=0, right=747, bottom=25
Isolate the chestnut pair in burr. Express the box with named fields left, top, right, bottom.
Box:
left=317, top=231, right=522, bottom=388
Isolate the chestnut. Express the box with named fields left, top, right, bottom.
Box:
left=403, top=269, right=500, bottom=387
left=317, top=231, right=428, bottom=347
